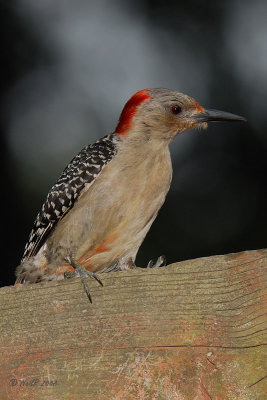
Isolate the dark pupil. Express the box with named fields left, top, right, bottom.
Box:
left=172, top=105, right=182, bottom=114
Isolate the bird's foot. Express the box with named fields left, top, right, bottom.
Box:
left=64, top=258, right=103, bottom=303
left=147, top=255, right=166, bottom=268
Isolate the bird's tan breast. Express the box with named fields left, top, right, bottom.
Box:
left=47, top=141, right=172, bottom=266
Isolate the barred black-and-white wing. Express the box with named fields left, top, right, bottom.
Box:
left=22, top=133, right=119, bottom=261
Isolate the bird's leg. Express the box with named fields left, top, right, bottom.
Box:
left=64, top=257, right=103, bottom=303
left=100, top=258, right=136, bottom=273
left=99, top=261, right=120, bottom=273
left=147, top=255, right=166, bottom=268
left=101, top=256, right=166, bottom=272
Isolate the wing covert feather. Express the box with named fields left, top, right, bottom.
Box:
left=22, top=133, right=118, bottom=260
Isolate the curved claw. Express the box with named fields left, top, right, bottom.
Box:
left=65, top=258, right=103, bottom=303
left=147, top=255, right=166, bottom=268
left=91, top=273, right=103, bottom=287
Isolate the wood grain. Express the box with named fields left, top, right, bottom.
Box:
left=0, top=249, right=266, bottom=399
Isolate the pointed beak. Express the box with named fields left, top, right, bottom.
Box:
left=193, top=109, right=247, bottom=123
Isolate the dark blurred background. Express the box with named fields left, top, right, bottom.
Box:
left=1, top=0, right=266, bottom=286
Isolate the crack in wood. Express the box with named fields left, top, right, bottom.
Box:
left=247, top=375, right=267, bottom=388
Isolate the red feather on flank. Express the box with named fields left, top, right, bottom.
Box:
left=116, top=89, right=151, bottom=134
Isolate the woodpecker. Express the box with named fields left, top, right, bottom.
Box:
left=16, top=88, right=246, bottom=302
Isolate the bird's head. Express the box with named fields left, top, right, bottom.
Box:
left=115, top=88, right=246, bottom=142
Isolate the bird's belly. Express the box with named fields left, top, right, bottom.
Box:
left=46, top=147, right=172, bottom=271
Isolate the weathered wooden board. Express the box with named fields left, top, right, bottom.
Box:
left=0, top=249, right=266, bottom=399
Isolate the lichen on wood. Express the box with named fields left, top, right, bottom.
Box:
left=0, top=249, right=266, bottom=399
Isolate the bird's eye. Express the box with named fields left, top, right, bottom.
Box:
left=171, top=105, right=182, bottom=115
